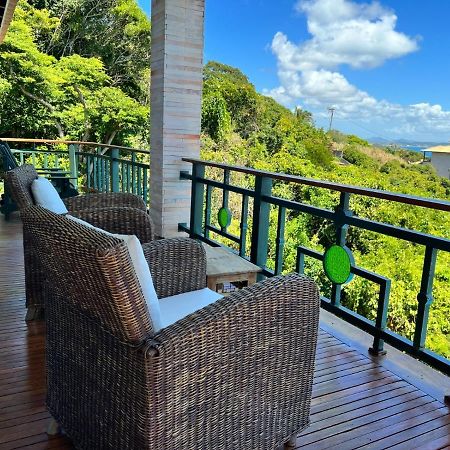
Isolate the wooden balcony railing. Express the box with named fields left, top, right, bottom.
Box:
left=2, top=138, right=150, bottom=203
left=180, top=158, right=450, bottom=376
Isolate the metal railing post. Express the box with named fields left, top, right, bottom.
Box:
left=110, top=148, right=120, bottom=193
left=250, top=175, right=273, bottom=279
left=369, top=279, right=391, bottom=356
left=331, top=192, right=352, bottom=307
left=189, top=163, right=205, bottom=239
left=414, top=246, right=438, bottom=349
left=68, top=144, right=78, bottom=189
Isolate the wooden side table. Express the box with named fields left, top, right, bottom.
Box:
left=203, top=244, right=262, bottom=293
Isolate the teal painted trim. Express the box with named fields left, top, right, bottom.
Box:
left=121, top=161, right=126, bottom=192
left=110, top=148, right=120, bottom=193
left=143, top=169, right=148, bottom=204
left=371, top=279, right=391, bottom=354
left=68, top=145, right=78, bottom=189
left=205, top=224, right=240, bottom=244
left=190, top=163, right=205, bottom=239
left=222, top=169, right=230, bottom=210
left=137, top=166, right=142, bottom=196
left=250, top=176, right=272, bottom=280
left=239, top=195, right=249, bottom=257
left=131, top=153, right=136, bottom=194
left=414, top=246, right=438, bottom=349
left=205, top=185, right=212, bottom=239
left=126, top=163, right=131, bottom=193
left=275, top=206, right=286, bottom=275
left=86, top=155, right=91, bottom=191
left=331, top=192, right=352, bottom=306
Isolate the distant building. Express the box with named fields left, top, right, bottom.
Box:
left=425, top=145, right=450, bottom=179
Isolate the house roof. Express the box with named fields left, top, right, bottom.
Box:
left=0, top=0, right=18, bottom=43
left=425, top=145, right=450, bottom=154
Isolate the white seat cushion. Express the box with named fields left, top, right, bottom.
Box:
left=159, top=288, right=223, bottom=329
left=31, top=177, right=68, bottom=214
left=66, top=215, right=162, bottom=332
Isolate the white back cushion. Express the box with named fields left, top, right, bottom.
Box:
left=158, top=288, right=223, bottom=329
left=31, top=177, right=68, bottom=214
left=66, top=215, right=162, bottom=332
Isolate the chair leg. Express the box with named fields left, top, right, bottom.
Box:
left=47, top=418, right=62, bottom=436
left=284, top=434, right=297, bottom=448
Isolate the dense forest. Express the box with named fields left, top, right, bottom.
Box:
left=0, top=0, right=449, bottom=357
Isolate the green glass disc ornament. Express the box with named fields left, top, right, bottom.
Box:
left=218, top=207, right=232, bottom=228
left=323, top=245, right=354, bottom=285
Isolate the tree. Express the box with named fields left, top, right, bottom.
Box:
left=0, top=1, right=148, bottom=144
left=35, top=0, right=151, bottom=100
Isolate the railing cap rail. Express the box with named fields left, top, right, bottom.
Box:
left=1, top=138, right=150, bottom=154
left=182, top=158, right=450, bottom=213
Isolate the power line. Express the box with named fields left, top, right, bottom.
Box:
left=334, top=117, right=397, bottom=143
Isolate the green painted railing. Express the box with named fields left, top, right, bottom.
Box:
left=4, top=139, right=150, bottom=204
left=180, top=158, right=450, bottom=376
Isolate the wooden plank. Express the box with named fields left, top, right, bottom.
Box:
left=304, top=389, right=427, bottom=436
left=299, top=400, right=445, bottom=449
left=311, top=384, right=418, bottom=422
left=370, top=419, right=450, bottom=449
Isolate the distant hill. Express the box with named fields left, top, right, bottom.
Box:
left=368, top=137, right=448, bottom=148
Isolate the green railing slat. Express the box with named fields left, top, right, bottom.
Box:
left=414, top=246, right=438, bottom=349
left=143, top=169, right=148, bottom=204
left=205, top=185, right=212, bottom=239
left=250, top=176, right=272, bottom=279
left=239, top=195, right=249, bottom=257
left=274, top=206, right=286, bottom=275
left=131, top=153, right=136, bottom=194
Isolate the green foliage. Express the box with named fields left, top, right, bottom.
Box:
left=0, top=0, right=149, bottom=145
left=202, top=61, right=333, bottom=169
left=347, top=134, right=370, bottom=146
left=201, top=93, right=231, bottom=142
left=344, top=145, right=379, bottom=170
left=35, top=0, right=151, bottom=99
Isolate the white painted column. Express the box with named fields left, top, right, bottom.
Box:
left=150, top=0, right=205, bottom=237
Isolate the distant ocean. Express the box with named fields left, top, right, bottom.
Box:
left=400, top=145, right=427, bottom=153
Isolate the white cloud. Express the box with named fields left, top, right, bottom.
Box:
left=294, top=0, right=418, bottom=69
left=265, top=0, right=450, bottom=140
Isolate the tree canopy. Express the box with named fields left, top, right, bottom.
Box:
left=0, top=0, right=149, bottom=145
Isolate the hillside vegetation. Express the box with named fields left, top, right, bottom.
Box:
left=201, top=62, right=450, bottom=358
left=0, top=2, right=448, bottom=357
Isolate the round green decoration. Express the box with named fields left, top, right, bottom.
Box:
left=218, top=207, right=232, bottom=228
left=323, top=245, right=354, bottom=285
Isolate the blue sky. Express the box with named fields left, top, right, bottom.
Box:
left=139, top=0, right=450, bottom=142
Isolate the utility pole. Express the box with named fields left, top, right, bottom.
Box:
left=328, top=107, right=335, bottom=131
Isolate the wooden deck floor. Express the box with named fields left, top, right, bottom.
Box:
left=0, top=214, right=449, bottom=449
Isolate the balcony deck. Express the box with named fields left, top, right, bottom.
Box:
left=0, top=214, right=449, bottom=450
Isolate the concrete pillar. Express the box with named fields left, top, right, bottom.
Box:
left=150, top=0, right=205, bottom=237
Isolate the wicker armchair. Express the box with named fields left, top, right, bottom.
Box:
left=5, top=164, right=154, bottom=320
left=22, top=206, right=320, bottom=450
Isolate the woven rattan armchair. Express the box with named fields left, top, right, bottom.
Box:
left=22, top=205, right=320, bottom=450
left=5, top=164, right=154, bottom=320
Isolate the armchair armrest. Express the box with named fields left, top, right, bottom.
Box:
left=142, top=238, right=207, bottom=298
left=142, top=273, right=320, bottom=449
left=71, top=207, right=154, bottom=243
left=64, top=192, right=146, bottom=211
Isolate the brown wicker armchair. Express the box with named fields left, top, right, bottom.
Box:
left=22, top=205, right=320, bottom=450
left=5, top=164, right=154, bottom=320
